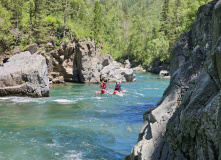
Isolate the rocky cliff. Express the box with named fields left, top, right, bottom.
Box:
left=25, top=38, right=136, bottom=84
left=129, top=0, right=221, bottom=159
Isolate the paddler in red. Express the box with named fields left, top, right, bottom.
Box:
left=100, top=80, right=107, bottom=90
left=114, top=81, right=122, bottom=92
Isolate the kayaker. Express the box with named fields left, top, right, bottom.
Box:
left=99, top=80, right=107, bottom=91
left=114, top=81, right=122, bottom=92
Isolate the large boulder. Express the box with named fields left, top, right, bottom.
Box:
left=0, top=51, right=49, bottom=97
left=100, top=65, right=127, bottom=82
left=75, top=38, right=136, bottom=83
left=123, top=68, right=136, bottom=82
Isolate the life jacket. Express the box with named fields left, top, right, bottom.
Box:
left=102, top=82, right=106, bottom=89
left=115, top=83, right=120, bottom=90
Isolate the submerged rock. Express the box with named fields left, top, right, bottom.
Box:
left=0, top=52, right=49, bottom=97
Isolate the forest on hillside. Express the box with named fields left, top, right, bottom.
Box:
left=0, top=0, right=210, bottom=66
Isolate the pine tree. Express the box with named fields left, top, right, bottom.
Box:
left=91, top=1, right=103, bottom=41
left=160, top=0, right=170, bottom=36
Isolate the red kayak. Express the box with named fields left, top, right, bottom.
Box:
left=113, top=90, right=118, bottom=94
left=113, top=90, right=124, bottom=94
left=101, top=89, right=106, bottom=94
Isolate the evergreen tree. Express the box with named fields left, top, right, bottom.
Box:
left=161, top=0, right=170, bottom=35
left=91, top=1, right=103, bottom=41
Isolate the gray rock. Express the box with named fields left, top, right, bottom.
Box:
left=133, top=65, right=146, bottom=72
left=124, top=69, right=136, bottom=82
left=52, top=76, right=64, bottom=84
left=75, top=38, right=136, bottom=83
left=0, top=51, right=49, bottom=97
left=75, top=38, right=100, bottom=83
left=25, top=43, right=38, bottom=54
left=125, top=60, right=130, bottom=68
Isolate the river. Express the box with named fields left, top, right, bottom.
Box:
left=0, top=72, right=169, bottom=160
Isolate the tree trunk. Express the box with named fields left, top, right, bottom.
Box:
left=75, top=4, right=81, bottom=23
left=126, top=19, right=129, bottom=60
left=34, top=1, right=37, bottom=26
left=30, top=2, right=32, bottom=31
left=16, top=9, right=19, bottom=29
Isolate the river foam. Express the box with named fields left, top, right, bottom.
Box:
left=52, top=99, right=76, bottom=104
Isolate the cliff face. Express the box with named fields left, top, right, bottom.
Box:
left=129, top=0, right=221, bottom=159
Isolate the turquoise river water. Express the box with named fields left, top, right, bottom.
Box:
left=0, top=72, right=169, bottom=160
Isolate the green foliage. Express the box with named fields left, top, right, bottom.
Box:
left=91, top=1, right=103, bottom=41
left=0, top=0, right=211, bottom=66
left=161, top=0, right=211, bottom=50
left=0, top=4, right=11, bottom=30
left=42, top=15, right=62, bottom=29
left=0, top=4, right=13, bottom=50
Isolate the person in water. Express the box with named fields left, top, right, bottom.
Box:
left=99, top=80, right=107, bottom=91
left=115, top=81, right=122, bottom=92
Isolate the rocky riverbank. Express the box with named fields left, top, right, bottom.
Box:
left=0, top=38, right=136, bottom=97
left=128, top=0, right=221, bottom=159
left=20, top=38, right=136, bottom=84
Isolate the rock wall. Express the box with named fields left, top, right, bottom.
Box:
left=0, top=52, right=49, bottom=97
left=49, top=40, right=76, bottom=83
left=129, top=0, right=221, bottom=159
